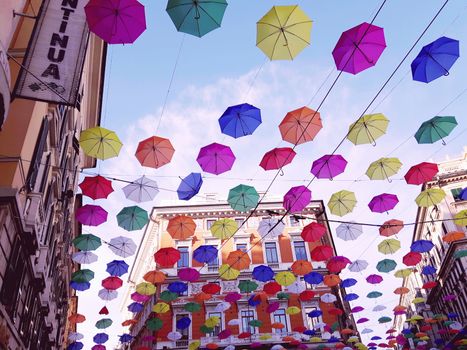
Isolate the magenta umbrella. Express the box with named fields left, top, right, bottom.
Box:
left=259, top=147, right=296, bottom=171
left=332, top=22, right=386, bottom=74
left=196, top=143, right=236, bottom=175
left=351, top=306, right=364, bottom=313
left=368, top=193, right=399, bottom=213
left=85, top=0, right=147, bottom=44
left=177, top=267, right=200, bottom=282
left=130, top=292, right=150, bottom=302
left=225, top=292, right=242, bottom=303
left=283, top=186, right=311, bottom=213
left=366, top=274, right=383, bottom=284
left=218, top=329, right=232, bottom=340
left=357, top=317, right=369, bottom=324
left=310, top=154, right=348, bottom=179
left=267, top=301, right=280, bottom=313
left=75, top=204, right=108, bottom=226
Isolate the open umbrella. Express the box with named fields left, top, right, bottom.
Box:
left=379, top=219, right=404, bottom=237
left=136, top=282, right=156, bottom=296
left=257, top=5, right=312, bottom=60
left=291, top=260, right=313, bottom=275
left=117, top=206, right=148, bottom=231
left=367, top=291, right=383, bottom=299
left=366, top=274, right=383, bottom=284
left=93, top=333, right=109, bottom=344
left=218, top=264, right=240, bottom=280
left=211, top=218, right=238, bottom=239
left=411, top=239, right=434, bottom=253
left=443, top=231, right=465, bottom=243
left=336, top=222, right=363, bottom=241
left=196, top=143, right=236, bottom=175
left=368, top=193, right=399, bottom=213
left=415, top=188, right=446, bottom=207
left=404, top=162, right=439, bottom=185
left=154, top=247, right=181, bottom=267
left=279, top=107, right=322, bottom=145
left=378, top=238, right=401, bottom=254
left=332, top=22, right=386, bottom=74
left=415, top=116, right=458, bottom=145
left=76, top=205, right=108, bottom=226
left=166, top=0, right=227, bottom=38
left=135, top=136, right=175, bottom=169
left=454, top=209, right=467, bottom=226
left=143, top=270, right=166, bottom=284
left=79, top=175, right=113, bottom=200
left=376, top=259, right=397, bottom=273
left=219, top=103, right=262, bottom=138
left=238, top=280, right=258, bottom=293
left=108, top=236, right=137, bottom=258
left=178, top=268, right=200, bottom=282
left=283, top=185, right=311, bottom=213
left=366, top=157, right=402, bottom=181
left=348, top=259, right=368, bottom=272
left=260, top=147, right=296, bottom=171
left=227, top=250, right=251, bottom=270
left=73, top=234, right=102, bottom=251
left=95, top=319, right=113, bottom=329
left=252, top=265, right=274, bottom=282
left=146, top=317, right=163, bottom=331
left=71, top=269, right=95, bottom=283
left=328, top=190, right=357, bottom=217
left=347, top=113, right=389, bottom=145
left=193, top=245, right=218, bottom=263
left=411, top=37, right=459, bottom=83
left=72, top=251, right=98, bottom=264
left=167, top=215, right=196, bottom=240
left=102, top=276, right=123, bottom=290
left=106, top=260, right=129, bottom=277
left=321, top=293, right=337, bottom=303
left=301, top=222, right=326, bottom=242
left=258, top=218, right=285, bottom=238
left=324, top=274, right=341, bottom=287
left=394, top=268, right=412, bottom=278
left=168, top=282, right=188, bottom=294
left=79, top=126, right=122, bottom=160
left=263, top=282, right=281, bottom=295
left=310, top=245, right=333, bottom=261
left=98, top=288, right=118, bottom=301
left=275, top=271, right=296, bottom=286
left=122, top=176, right=159, bottom=203
left=403, top=252, right=422, bottom=266
left=327, top=256, right=351, bottom=273
left=177, top=172, right=203, bottom=201
left=228, top=184, right=259, bottom=212
left=311, top=154, right=348, bottom=179
left=341, top=278, right=357, bottom=288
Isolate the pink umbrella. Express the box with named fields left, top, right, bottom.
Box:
left=196, top=143, right=236, bottom=175
left=92, top=346, right=106, bottom=350
left=366, top=274, right=383, bottom=284
left=218, top=329, right=232, bottom=340
left=75, top=204, right=108, bottom=226
left=404, top=162, right=439, bottom=185
left=283, top=186, right=311, bottom=213
left=267, top=301, right=280, bottom=313
left=326, top=256, right=351, bottom=273
left=259, top=147, right=296, bottom=171
left=332, top=22, right=386, bottom=74
left=130, top=292, right=150, bottom=302
left=310, top=154, right=348, bottom=179
left=85, top=0, right=147, bottom=44
left=177, top=267, right=200, bottom=282
left=368, top=193, right=399, bottom=213
left=225, top=292, right=242, bottom=303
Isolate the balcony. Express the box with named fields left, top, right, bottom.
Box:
left=175, top=339, right=189, bottom=348
left=23, top=192, right=45, bottom=242
left=207, top=265, right=219, bottom=273
left=201, top=331, right=302, bottom=347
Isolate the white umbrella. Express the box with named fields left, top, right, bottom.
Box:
left=167, top=331, right=182, bottom=341
left=72, top=251, right=98, bottom=264
left=321, top=331, right=331, bottom=339
left=257, top=218, right=285, bottom=238
left=228, top=318, right=240, bottom=326
left=450, top=321, right=462, bottom=330
left=361, top=328, right=373, bottom=334
left=123, top=175, right=159, bottom=203
left=225, top=346, right=236, bottom=350
left=271, top=346, right=285, bottom=350
left=348, top=259, right=368, bottom=272
left=287, top=280, right=305, bottom=294
left=98, top=288, right=118, bottom=301
left=68, top=332, right=83, bottom=341
left=215, top=301, right=231, bottom=312
left=314, top=322, right=326, bottom=329
left=108, top=236, right=137, bottom=258
left=320, top=293, right=337, bottom=303
left=336, top=222, right=363, bottom=241
left=372, top=305, right=386, bottom=312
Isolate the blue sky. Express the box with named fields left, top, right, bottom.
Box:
left=76, top=0, right=467, bottom=348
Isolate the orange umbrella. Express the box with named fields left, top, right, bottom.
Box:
left=323, top=274, right=341, bottom=287
left=443, top=231, right=465, bottom=243
left=226, top=250, right=251, bottom=270
left=279, top=106, right=323, bottom=145
left=416, top=332, right=427, bottom=338
left=282, top=336, right=296, bottom=342
left=194, top=292, right=211, bottom=302
left=291, top=260, right=313, bottom=275
left=122, top=319, right=137, bottom=326
left=167, top=215, right=196, bottom=240
left=68, top=313, right=86, bottom=323
left=143, top=270, right=166, bottom=284
left=135, top=135, right=175, bottom=169
left=393, top=305, right=407, bottom=312
left=393, top=287, right=410, bottom=295
left=272, top=322, right=285, bottom=329
left=341, top=328, right=354, bottom=335
left=206, top=344, right=219, bottom=350
left=379, top=219, right=404, bottom=237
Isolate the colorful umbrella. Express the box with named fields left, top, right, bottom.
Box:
left=404, top=162, right=439, bottom=185
left=154, top=247, right=180, bottom=267
left=227, top=184, right=259, bottom=212
left=256, top=5, right=312, bottom=60
left=366, top=274, right=383, bottom=284
left=136, top=282, right=156, bottom=296
left=328, top=190, right=357, bottom=216
left=146, top=317, right=163, bottom=331
left=279, top=107, right=323, bottom=145
left=160, top=290, right=178, bottom=301
left=327, top=256, right=351, bottom=273
left=301, top=222, right=326, bottom=242
left=135, top=136, right=175, bottom=169
left=196, top=143, right=236, bottom=175
left=311, top=154, right=348, bottom=179
left=415, top=188, right=446, bottom=207
left=378, top=238, right=401, bottom=254
left=211, top=218, right=238, bottom=239
left=341, top=278, right=357, bottom=288
left=323, top=274, right=341, bottom=287
left=184, top=302, right=201, bottom=313
left=368, top=193, right=399, bottom=213
left=310, top=245, right=333, bottom=261
left=394, top=268, right=412, bottom=278
left=218, top=264, right=240, bottom=280
left=227, top=250, right=251, bottom=270
left=410, top=239, right=434, bottom=253
left=102, top=276, right=123, bottom=290
left=263, top=281, right=281, bottom=295
left=219, top=103, right=262, bottom=138
left=72, top=251, right=98, bottom=264
left=394, top=287, right=410, bottom=295
left=259, top=147, right=296, bottom=171
left=71, top=269, right=95, bottom=283
left=225, top=292, right=242, bottom=302
left=108, top=236, right=137, bottom=258
left=193, top=245, right=218, bottom=263
left=403, top=252, right=422, bottom=266
left=376, top=259, right=397, bottom=273
left=238, top=280, right=258, bottom=293
left=347, top=113, right=389, bottom=145
left=332, top=22, right=386, bottom=74
left=321, top=293, right=337, bottom=303
left=378, top=317, right=392, bottom=324
left=106, top=260, right=129, bottom=277
left=168, top=282, right=188, bottom=294
left=79, top=126, right=122, bottom=160
left=366, top=157, right=402, bottom=181
left=454, top=210, right=467, bottom=226
left=367, top=291, right=383, bottom=299
left=93, top=333, right=109, bottom=344
left=95, top=319, right=113, bottom=329
left=275, top=271, right=296, bottom=286
left=167, top=215, right=196, bottom=240
left=411, top=37, right=459, bottom=83
left=336, top=222, right=363, bottom=241
left=257, top=218, right=285, bottom=238
left=70, top=281, right=90, bottom=291
left=283, top=185, right=311, bottom=213
left=116, top=206, right=148, bottom=231
left=98, top=288, right=118, bottom=301
left=73, top=234, right=102, bottom=251
left=291, top=260, right=313, bottom=275
left=348, top=259, right=368, bottom=272
left=379, top=219, right=404, bottom=237
left=79, top=175, right=113, bottom=200
left=177, top=172, right=203, bottom=201
left=414, top=116, right=458, bottom=145
left=76, top=204, right=108, bottom=226
left=122, top=176, right=159, bottom=203
left=443, top=231, right=465, bottom=243
left=68, top=342, right=84, bottom=350
left=421, top=265, right=437, bottom=275
left=143, top=270, right=166, bottom=284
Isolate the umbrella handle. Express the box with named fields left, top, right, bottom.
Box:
left=279, top=168, right=284, bottom=176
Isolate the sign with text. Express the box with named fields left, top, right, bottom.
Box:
left=14, top=0, right=89, bottom=105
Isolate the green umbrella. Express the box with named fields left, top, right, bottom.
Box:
left=367, top=291, right=383, bottom=299
left=184, top=302, right=201, bottom=313
left=249, top=319, right=263, bottom=327
left=160, top=290, right=178, bottom=302
left=414, top=116, right=457, bottom=145
left=116, top=206, right=149, bottom=231
left=72, top=234, right=101, bottom=251
left=166, top=0, right=228, bottom=38
left=71, top=269, right=94, bottom=283
left=277, top=292, right=290, bottom=300
left=330, top=321, right=340, bottom=332
left=95, top=318, right=113, bottom=329
left=376, top=259, right=397, bottom=273
left=238, top=280, right=258, bottom=293
left=227, top=184, right=259, bottom=212
left=378, top=316, right=392, bottom=323
left=454, top=249, right=467, bottom=259
left=200, top=325, right=213, bottom=334
left=146, top=317, right=163, bottom=331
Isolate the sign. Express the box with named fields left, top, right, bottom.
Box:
left=13, top=0, right=89, bottom=106
left=0, top=44, right=11, bottom=128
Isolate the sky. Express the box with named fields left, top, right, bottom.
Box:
left=75, top=0, right=467, bottom=348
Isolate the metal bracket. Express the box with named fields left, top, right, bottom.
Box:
left=13, top=10, right=37, bottom=19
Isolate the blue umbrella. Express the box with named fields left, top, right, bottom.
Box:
left=106, top=260, right=129, bottom=277
left=371, top=336, right=382, bottom=340
left=252, top=265, right=274, bottom=282
left=328, top=336, right=340, bottom=343
left=176, top=316, right=191, bottom=330
left=248, top=294, right=261, bottom=307
left=344, top=293, right=359, bottom=301
left=304, top=329, right=316, bottom=336
left=219, top=103, right=262, bottom=138
left=411, top=36, right=459, bottom=83
left=341, top=278, right=357, bottom=288
left=168, top=281, right=188, bottom=294
left=68, top=342, right=83, bottom=350
left=177, top=172, right=203, bottom=201
left=411, top=239, right=434, bottom=253
left=193, top=245, right=218, bottom=263
left=459, top=187, right=467, bottom=200
left=127, top=302, right=144, bottom=313
left=304, top=271, right=323, bottom=285
left=307, top=309, right=322, bottom=318
left=119, top=334, right=133, bottom=343
left=93, top=333, right=109, bottom=344
left=422, top=265, right=436, bottom=275
left=70, top=281, right=91, bottom=291
left=447, top=312, right=458, bottom=318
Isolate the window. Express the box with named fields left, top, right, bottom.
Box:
left=177, top=247, right=189, bottom=268
left=235, top=218, right=244, bottom=227
left=273, top=309, right=288, bottom=333
left=241, top=310, right=255, bottom=334
left=289, top=215, right=301, bottom=227
left=294, top=241, right=308, bottom=260
left=209, top=312, right=222, bottom=336
left=236, top=243, right=247, bottom=252
left=176, top=314, right=190, bottom=339
left=206, top=219, right=216, bottom=230
left=304, top=307, right=322, bottom=331
left=265, top=242, right=279, bottom=263
left=27, top=117, right=49, bottom=191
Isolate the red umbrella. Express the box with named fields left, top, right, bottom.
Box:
left=102, top=276, right=123, bottom=290
left=299, top=290, right=315, bottom=301
left=79, top=175, right=113, bottom=200
left=135, top=136, right=175, bottom=169
left=293, top=326, right=307, bottom=333
left=99, top=306, right=109, bottom=315
left=238, top=332, right=251, bottom=339
left=423, top=281, right=437, bottom=289
left=301, top=222, right=326, bottom=242
left=310, top=245, right=333, bottom=261
left=402, top=251, right=422, bottom=266
left=379, top=219, right=404, bottom=237
left=263, top=281, right=281, bottom=295
left=259, top=147, right=296, bottom=171
left=404, top=162, right=438, bottom=185
left=326, top=256, right=351, bottom=273
left=202, top=283, right=221, bottom=294
left=279, top=107, right=323, bottom=145
left=153, top=247, right=180, bottom=267
left=328, top=308, right=344, bottom=316
left=218, top=329, right=232, bottom=340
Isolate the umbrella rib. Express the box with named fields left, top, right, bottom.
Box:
left=198, top=5, right=223, bottom=27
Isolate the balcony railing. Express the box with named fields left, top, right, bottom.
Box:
left=207, top=265, right=219, bottom=273
left=201, top=331, right=302, bottom=347
left=175, top=340, right=189, bottom=348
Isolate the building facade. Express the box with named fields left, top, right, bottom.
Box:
left=0, top=0, right=106, bottom=348
left=122, top=198, right=358, bottom=349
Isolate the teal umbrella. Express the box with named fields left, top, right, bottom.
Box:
left=378, top=316, right=392, bottom=323
left=166, top=0, right=228, bottom=38
left=146, top=317, right=163, bottom=331
left=184, top=302, right=201, bottom=313
left=72, top=234, right=102, bottom=251
left=71, top=269, right=95, bottom=283
left=227, top=184, right=259, bottom=212
left=238, top=280, right=258, bottom=293
left=116, top=206, right=149, bottom=231
left=367, top=291, right=383, bottom=299
left=376, top=259, right=397, bottom=273
left=95, top=318, right=113, bottom=329
left=160, top=290, right=178, bottom=302
left=414, top=116, right=457, bottom=145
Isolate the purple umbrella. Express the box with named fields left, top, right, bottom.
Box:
left=310, top=154, right=348, bottom=179
left=368, top=193, right=399, bottom=213
left=130, top=292, right=150, bottom=303
left=283, top=186, right=312, bottom=213
left=351, top=306, right=364, bottom=313
left=75, top=204, right=108, bottom=226
left=357, top=317, right=369, bottom=324
left=177, top=268, right=200, bottom=282
left=196, top=143, right=236, bottom=175
left=332, top=22, right=386, bottom=74
left=366, top=274, right=383, bottom=284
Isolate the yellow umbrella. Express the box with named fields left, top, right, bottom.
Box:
left=366, top=157, right=402, bottom=181
left=310, top=337, right=322, bottom=343
left=256, top=5, right=312, bottom=60
left=79, top=126, right=122, bottom=160
left=378, top=238, right=401, bottom=254
left=135, top=282, right=156, bottom=296
left=275, top=271, right=296, bottom=286
left=394, top=268, right=412, bottom=278
left=218, top=264, right=240, bottom=280
left=347, top=113, right=389, bottom=145
left=259, top=334, right=272, bottom=340
left=454, top=209, right=467, bottom=226
left=348, top=336, right=360, bottom=343
left=189, top=341, right=200, bottom=350
left=327, top=190, right=357, bottom=216
left=205, top=316, right=220, bottom=328
left=415, top=188, right=446, bottom=207
left=286, top=306, right=301, bottom=315
left=412, top=298, right=426, bottom=305
left=152, top=302, right=170, bottom=314
left=211, top=218, right=238, bottom=240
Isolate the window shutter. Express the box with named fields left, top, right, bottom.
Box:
left=26, top=117, right=49, bottom=191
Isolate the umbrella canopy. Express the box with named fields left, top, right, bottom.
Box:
left=143, top=270, right=166, bottom=284
left=366, top=274, right=383, bottom=284
left=304, top=272, right=323, bottom=285
left=332, top=22, right=386, bottom=74
left=379, top=219, right=404, bottom=237
left=275, top=271, right=296, bottom=286
left=256, top=5, right=312, bottom=60
left=301, top=222, right=326, bottom=242
left=177, top=173, right=203, bottom=201
left=79, top=126, right=122, bottom=160
left=367, top=291, right=383, bottom=299
left=415, top=116, right=458, bottom=144
left=166, top=0, right=227, bottom=38
left=258, top=218, right=285, bottom=238
left=95, top=319, right=113, bottom=329
left=283, top=185, right=311, bottom=213
left=376, top=259, right=397, bottom=273
left=411, top=239, right=434, bottom=253
left=168, top=282, right=188, bottom=294
left=167, top=215, right=196, bottom=240
left=219, top=103, right=262, bottom=138
left=122, top=176, right=159, bottom=203
left=218, top=264, right=240, bottom=280
left=368, top=193, right=399, bottom=213
left=238, top=280, right=258, bottom=293
left=394, top=287, right=410, bottom=295
left=211, top=218, right=238, bottom=239
left=404, top=162, right=439, bottom=185
left=347, top=113, right=389, bottom=145
left=146, top=317, right=163, bottom=331
left=117, top=206, right=148, bottom=231
left=348, top=259, right=368, bottom=272
left=76, top=205, right=108, bottom=226
left=108, top=236, right=137, bottom=258
left=454, top=210, right=467, bottom=226
left=228, top=184, right=259, bottom=212
left=403, top=252, right=422, bottom=266
left=135, top=136, right=175, bottom=169
left=411, top=37, right=459, bottom=83
left=279, top=107, right=322, bottom=145
left=366, top=157, right=402, bottom=181
left=378, top=238, right=401, bottom=254
left=72, top=251, right=98, bottom=264
left=415, top=188, right=446, bottom=207
left=178, top=268, right=200, bottom=282
left=260, top=147, right=296, bottom=171
left=154, top=247, right=180, bottom=267
left=102, top=276, right=123, bottom=290
left=252, top=265, right=274, bottom=282
left=394, top=268, right=412, bottom=278
left=136, top=282, right=156, bottom=296
left=93, top=333, right=109, bottom=344
left=184, top=302, right=201, bottom=313
left=227, top=250, right=251, bottom=270
left=336, top=222, right=363, bottom=241
left=321, top=293, right=337, bottom=303
left=98, top=288, right=118, bottom=301
left=106, top=260, right=129, bottom=277
left=196, top=143, right=236, bottom=175
left=341, top=278, right=357, bottom=288
left=329, top=189, right=358, bottom=217
left=310, top=245, right=333, bottom=261
left=291, top=260, right=313, bottom=275
left=443, top=231, right=465, bottom=243
left=71, top=269, right=95, bottom=283
left=324, top=274, right=341, bottom=287
left=311, top=154, right=348, bottom=179
left=73, top=234, right=102, bottom=251
left=193, top=245, right=218, bottom=263
left=327, top=256, right=351, bottom=273
left=79, top=175, right=113, bottom=200
left=421, top=265, right=437, bottom=275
